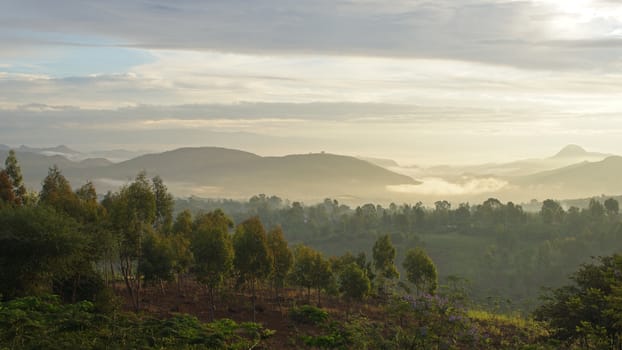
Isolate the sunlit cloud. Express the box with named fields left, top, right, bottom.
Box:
left=387, top=177, right=509, bottom=196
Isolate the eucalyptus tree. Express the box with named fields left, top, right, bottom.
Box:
left=233, top=216, right=272, bottom=321
left=192, top=210, right=234, bottom=320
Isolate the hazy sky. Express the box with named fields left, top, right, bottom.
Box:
left=2, top=0, right=622, bottom=164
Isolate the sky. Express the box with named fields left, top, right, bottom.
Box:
left=2, top=0, right=622, bottom=165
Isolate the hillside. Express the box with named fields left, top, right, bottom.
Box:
left=511, top=155, right=622, bottom=198
left=422, top=144, right=612, bottom=178
left=3, top=147, right=417, bottom=200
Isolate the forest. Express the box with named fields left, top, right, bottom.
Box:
left=1, top=150, right=622, bottom=349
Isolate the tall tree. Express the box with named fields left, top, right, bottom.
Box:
left=604, top=198, right=619, bottom=217
left=267, top=226, right=293, bottom=303
left=173, top=209, right=193, bottom=237
left=191, top=210, right=234, bottom=320
left=139, top=231, right=175, bottom=294
left=372, top=234, right=399, bottom=295
left=339, top=262, right=371, bottom=302
left=534, top=254, right=622, bottom=348
left=40, top=166, right=80, bottom=216
left=108, top=171, right=156, bottom=310
left=403, top=248, right=438, bottom=295
left=290, top=244, right=333, bottom=306
left=0, top=171, right=16, bottom=206
left=0, top=206, right=87, bottom=298
left=233, top=216, right=272, bottom=321
left=152, top=175, right=174, bottom=233
left=4, top=150, right=26, bottom=205
left=541, top=199, right=565, bottom=225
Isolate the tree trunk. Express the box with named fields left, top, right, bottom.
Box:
left=208, top=286, right=216, bottom=321
left=317, top=286, right=321, bottom=307
left=251, top=279, right=257, bottom=322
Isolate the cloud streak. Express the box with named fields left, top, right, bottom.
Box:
left=2, top=0, right=622, bottom=70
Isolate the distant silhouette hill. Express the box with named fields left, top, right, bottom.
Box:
left=423, top=145, right=612, bottom=178
left=0, top=147, right=417, bottom=200
left=550, top=144, right=609, bottom=159
left=511, top=155, right=622, bottom=198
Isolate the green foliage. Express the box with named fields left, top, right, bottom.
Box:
left=152, top=175, right=174, bottom=233
left=290, top=244, right=334, bottom=304
left=233, top=216, right=272, bottom=321
left=0, top=170, right=17, bottom=206
left=192, top=210, right=234, bottom=318
left=541, top=199, right=564, bottom=225
left=39, top=166, right=81, bottom=217
left=139, top=230, right=175, bottom=284
left=3, top=150, right=26, bottom=205
left=173, top=209, right=194, bottom=237
left=289, top=305, right=329, bottom=325
left=339, top=263, right=371, bottom=301
left=0, top=206, right=88, bottom=298
left=0, top=295, right=273, bottom=349
left=403, top=248, right=438, bottom=295
left=233, top=216, right=273, bottom=285
left=534, top=254, right=622, bottom=348
left=267, top=226, right=293, bottom=293
left=372, top=234, right=399, bottom=292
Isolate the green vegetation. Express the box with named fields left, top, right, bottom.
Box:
left=1, top=151, right=621, bottom=349
left=0, top=295, right=272, bottom=349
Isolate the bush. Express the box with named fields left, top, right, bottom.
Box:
left=0, top=295, right=274, bottom=349
left=289, top=304, right=329, bottom=325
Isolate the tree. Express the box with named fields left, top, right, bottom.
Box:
left=290, top=244, right=333, bottom=306
left=233, top=216, right=273, bottom=321
left=0, top=170, right=16, bottom=206
left=39, top=166, right=80, bottom=216
left=540, top=199, right=564, bottom=225
left=139, top=231, right=175, bottom=294
left=4, top=150, right=26, bottom=205
left=267, top=226, right=293, bottom=302
left=372, top=234, right=399, bottom=295
left=339, top=263, right=371, bottom=302
left=173, top=209, right=193, bottom=237
left=604, top=198, right=619, bottom=217
left=191, top=210, right=234, bottom=320
left=0, top=206, right=88, bottom=299
left=534, top=254, right=622, bottom=348
left=403, top=248, right=438, bottom=295
left=152, top=175, right=174, bottom=233
left=588, top=199, right=605, bottom=221
left=107, top=171, right=157, bottom=310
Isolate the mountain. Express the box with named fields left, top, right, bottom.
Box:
left=510, top=156, right=622, bottom=199
left=421, top=145, right=613, bottom=178
left=2, top=147, right=417, bottom=201
left=551, top=144, right=609, bottom=159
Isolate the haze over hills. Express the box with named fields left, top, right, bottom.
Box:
left=2, top=144, right=620, bottom=204
left=0, top=147, right=416, bottom=201
left=414, top=144, right=612, bottom=179
left=510, top=155, right=622, bottom=199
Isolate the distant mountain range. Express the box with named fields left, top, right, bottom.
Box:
left=509, top=155, right=622, bottom=199
left=0, top=144, right=146, bottom=162
left=423, top=144, right=612, bottom=178
left=1, top=144, right=619, bottom=203
left=0, top=147, right=416, bottom=201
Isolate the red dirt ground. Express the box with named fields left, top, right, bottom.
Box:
left=115, top=280, right=384, bottom=349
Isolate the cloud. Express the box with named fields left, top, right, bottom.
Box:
left=2, top=0, right=622, bottom=70
left=387, top=177, right=509, bottom=196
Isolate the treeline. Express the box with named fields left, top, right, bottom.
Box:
left=0, top=151, right=436, bottom=321
left=178, top=194, right=622, bottom=309
left=2, top=151, right=622, bottom=349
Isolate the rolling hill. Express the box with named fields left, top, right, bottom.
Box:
left=511, top=155, right=622, bottom=199
left=1, top=147, right=417, bottom=201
